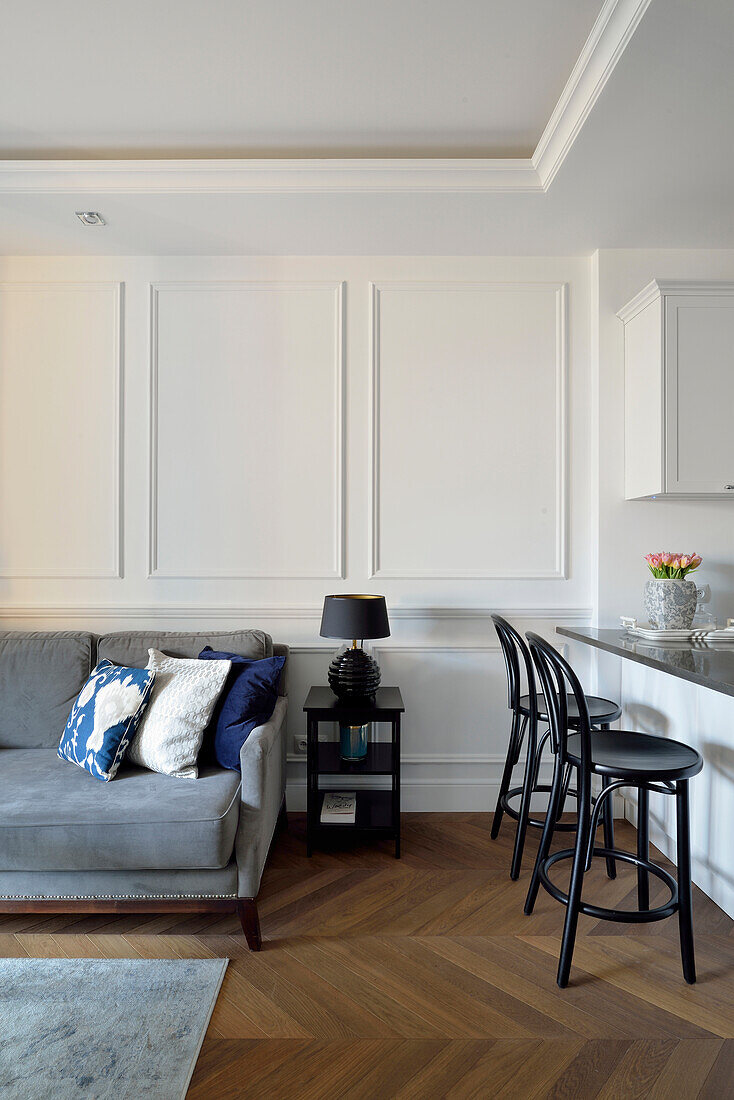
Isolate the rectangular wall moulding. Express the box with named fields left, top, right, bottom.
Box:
left=149, top=281, right=345, bottom=578
left=371, top=644, right=506, bottom=762
left=370, top=281, right=567, bottom=578
left=0, top=281, right=122, bottom=578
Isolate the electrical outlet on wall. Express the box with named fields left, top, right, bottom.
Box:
left=293, top=732, right=330, bottom=754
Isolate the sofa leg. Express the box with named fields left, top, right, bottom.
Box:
left=237, top=899, right=262, bottom=951
left=278, top=796, right=288, bottom=832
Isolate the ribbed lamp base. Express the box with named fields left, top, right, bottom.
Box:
left=328, top=647, right=381, bottom=701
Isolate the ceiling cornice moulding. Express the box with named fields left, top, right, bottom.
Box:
left=532, top=0, right=652, bottom=188
left=0, top=0, right=651, bottom=197
left=0, top=158, right=540, bottom=194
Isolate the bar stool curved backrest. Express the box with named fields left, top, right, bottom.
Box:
left=490, top=615, right=538, bottom=724
left=525, top=632, right=599, bottom=988
left=490, top=615, right=540, bottom=878
left=525, top=632, right=593, bottom=770
left=491, top=622, right=621, bottom=884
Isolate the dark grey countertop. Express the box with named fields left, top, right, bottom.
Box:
left=557, top=627, right=734, bottom=699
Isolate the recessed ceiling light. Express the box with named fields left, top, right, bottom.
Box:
left=75, top=211, right=106, bottom=226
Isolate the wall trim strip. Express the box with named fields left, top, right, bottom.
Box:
left=0, top=605, right=593, bottom=622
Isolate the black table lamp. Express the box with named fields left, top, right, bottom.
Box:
left=320, top=594, right=390, bottom=701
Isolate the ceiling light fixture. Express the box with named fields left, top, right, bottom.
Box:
left=75, top=211, right=106, bottom=226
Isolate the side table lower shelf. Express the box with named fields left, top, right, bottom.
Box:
left=316, top=789, right=394, bottom=831
left=311, top=790, right=399, bottom=856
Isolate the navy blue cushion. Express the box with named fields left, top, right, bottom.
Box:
left=199, top=647, right=285, bottom=771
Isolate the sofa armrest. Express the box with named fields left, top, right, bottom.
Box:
left=235, top=695, right=287, bottom=899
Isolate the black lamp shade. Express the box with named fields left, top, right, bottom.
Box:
left=320, top=595, right=390, bottom=642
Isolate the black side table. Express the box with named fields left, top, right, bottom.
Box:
left=303, top=686, right=404, bottom=858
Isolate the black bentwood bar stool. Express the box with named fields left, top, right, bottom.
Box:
left=490, top=615, right=622, bottom=880
left=524, top=632, right=704, bottom=989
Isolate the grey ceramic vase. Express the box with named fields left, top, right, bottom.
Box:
left=643, top=579, right=698, bottom=629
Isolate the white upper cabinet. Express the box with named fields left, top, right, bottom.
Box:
left=618, top=281, right=734, bottom=500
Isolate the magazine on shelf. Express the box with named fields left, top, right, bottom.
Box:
left=321, top=792, right=357, bottom=824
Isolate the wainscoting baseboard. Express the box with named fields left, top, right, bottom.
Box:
left=286, top=777, right=503, bottom=813
left=286, top=756, right=557, bottom=813
left=289, top=780, right=627, bottom=815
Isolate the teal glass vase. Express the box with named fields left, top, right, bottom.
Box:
left=339, top=721, right=370, bottom=762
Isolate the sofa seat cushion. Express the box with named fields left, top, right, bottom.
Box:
left=0, top=750, right=241, bottom=872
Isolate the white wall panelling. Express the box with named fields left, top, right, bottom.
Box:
left=0, top=281, right=122, bottom=578
left=371, top=644, right=502, bottom=758
left=0, top=254, right=591, bottom=809
left=149, top=280, right=345, bottom=578
left=369, top=281, right=567, bottom=578
left=286, top=638, right=560, bottom=813
left=287, top=626, right=584, bottom=813
left=282, top=645, right=336, bottom=757
left=0, top=599, right=585, bottom=812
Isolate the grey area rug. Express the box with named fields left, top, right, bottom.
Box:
left=0, top=957, right=227, bottom=1100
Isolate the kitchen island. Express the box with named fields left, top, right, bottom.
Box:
left=558, top=626, right=734, bottom=919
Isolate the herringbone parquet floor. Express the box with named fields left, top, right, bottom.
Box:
left=1, top=813, right=733, bottom=1098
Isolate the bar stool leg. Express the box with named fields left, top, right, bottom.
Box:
left=556, top=763, right=572, bottom=822
left=510, top=715, right=536, bottom=881
left=491, top=713, right=524, bottom=839
left=637, top=786, right=650, bottom=911
left=557, top=766, right=592, bottom=989
left=676, top=779, right=696, bottom=984
left=524, top=752, right=564, bottom=914
left=601, top=776, right=617, bottom=880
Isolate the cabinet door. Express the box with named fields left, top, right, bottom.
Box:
left=665, top=294, right=734, bottom=494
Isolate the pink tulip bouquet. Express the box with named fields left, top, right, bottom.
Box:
left=644, top=552, right=702, bottom=579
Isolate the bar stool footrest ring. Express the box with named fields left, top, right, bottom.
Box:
left=500, top=785, right=579, bottom=832
left=539, top=846, right=679, bottom=923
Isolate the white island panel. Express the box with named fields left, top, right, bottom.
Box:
left=621, top=658, right=734, bottom=918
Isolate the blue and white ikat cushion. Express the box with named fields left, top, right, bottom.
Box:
left=58, top=660, right=156, bottom=781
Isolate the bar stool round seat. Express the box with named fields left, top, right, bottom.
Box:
left=566, top=729, right=703, bottom=782
left=519, top=693, right=622, bottom=727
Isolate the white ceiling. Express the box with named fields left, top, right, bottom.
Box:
left=1, top=0, right=733, bottom=255
left=1, top=0, right=602, bottom=159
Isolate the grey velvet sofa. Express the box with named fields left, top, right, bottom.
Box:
left=0, top=628, right=288, bottom=950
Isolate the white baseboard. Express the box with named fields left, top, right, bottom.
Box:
left=286, top=778, right=501, bottom=812
left=287, top=773, right=628, bottom=815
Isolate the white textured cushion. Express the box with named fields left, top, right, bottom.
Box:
left=126, top=649, right=231, bottom=779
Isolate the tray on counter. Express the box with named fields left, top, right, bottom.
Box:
left=621, top=618, right=734, bottom=643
